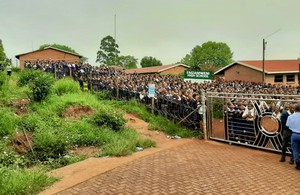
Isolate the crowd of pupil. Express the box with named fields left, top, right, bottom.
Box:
left=24, top=60, right=93, bottom=74
left=25, top=62, right=300, bottom=104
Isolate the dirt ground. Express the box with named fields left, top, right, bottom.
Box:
left=40, top=113, right=193, bottom=195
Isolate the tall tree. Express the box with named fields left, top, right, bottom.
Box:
left=0, top=39, right=7, bottom=62
left=39, top=43, right=88, bottom=63
left=180, top=41, right=233, bottom=71
left=140, top=56, right=162, bottom=68
left=96, top=35, right=120, bottom=66
left=118, top=55, right=138, bottom=69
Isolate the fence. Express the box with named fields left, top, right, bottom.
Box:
left=206, top=92, right=300, bottom=153
left=90, top=81, right=202, bottom=131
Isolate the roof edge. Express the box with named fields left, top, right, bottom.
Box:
left=15, top=47, right=83, bottom=59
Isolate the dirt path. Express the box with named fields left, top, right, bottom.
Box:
left=40, top=113, right=194, bottom=195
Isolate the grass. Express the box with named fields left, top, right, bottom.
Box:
left=0, top=71, right=200, bottom=194
left=0, top=167, right=57, bottom=195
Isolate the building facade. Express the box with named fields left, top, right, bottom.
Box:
left=215, top=60, right=300, bottom=86
left=16, top=47, right=82, bottom=69
left=125, top=64, right=190, bottom=75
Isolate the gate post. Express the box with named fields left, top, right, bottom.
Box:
left=201, top=91, right=207, bottom=140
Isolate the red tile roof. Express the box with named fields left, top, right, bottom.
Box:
left=215, top=59, right=300, bottom=75
left=15, top=47, right=82, bottom=59
left=125, top=64, right=190, bottom=74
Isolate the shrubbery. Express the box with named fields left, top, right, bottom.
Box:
left=91, top=109, right=126, bottom=132
left=52, top=78, right=81, bottom=96
left=18, top=70, right=55, bottom=102
left=0, top=167, right=57, bottom=195
left=0, top=108, right=17, bottom=137
left=0, top=72, right=6, bottom=89
left=18, top=70, right=43, bottom=87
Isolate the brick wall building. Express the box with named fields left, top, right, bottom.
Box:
left=215, top=60, right=300, bottom=86
left=125, top=64, right=190, bottom=75
left=15, top=47, right=82, bottom=69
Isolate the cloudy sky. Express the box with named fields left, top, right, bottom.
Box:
left=0, top=0, right=299, bottom=65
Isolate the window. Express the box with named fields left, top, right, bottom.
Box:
left=274, top=75, right=283, bottom=83
left=286, top=74, right=295, bottom=82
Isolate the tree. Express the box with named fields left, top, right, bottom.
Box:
left=140, top=56, right=162, bottom=68
left=96, top=35, right=120, bottom=66
left=180, top=41, right=233, bottom=71
left=118, top=55, right=138, bottom=69
left=39, top=43, right=88, bottom=63
left=0, top=39, right=7, bottom=62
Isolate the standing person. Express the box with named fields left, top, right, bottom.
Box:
left=286, top=105, right=300, bottom=170
left=279, top=104, right=295, bottom=163
left=6, top=64, right=12, bottom=76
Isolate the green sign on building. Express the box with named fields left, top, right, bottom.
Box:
left=184, top=71, right=212, bottom=83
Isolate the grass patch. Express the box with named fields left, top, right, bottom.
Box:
left=0, top=167, right=57, bottom=195
left=52, top=78, right=81, bottom=96
left=0, top=107, right=18, bottom=137
left=101, top=127, right=156, bottom=156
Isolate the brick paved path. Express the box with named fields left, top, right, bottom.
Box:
left=56, top=140, right=299, bottom=195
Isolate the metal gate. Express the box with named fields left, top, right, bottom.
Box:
left=205, top=92, right=300, bottom=153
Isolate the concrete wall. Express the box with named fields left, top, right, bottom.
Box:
left=160, top=66, right=188, bottom=75
left=265, top=74, right=299, bottom=86
left=223, top=64, right=299, bottom=86
left=18, top=48, right=80, bottom=69
left=224, top=64, right=262, bottom=83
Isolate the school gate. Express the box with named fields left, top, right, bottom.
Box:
left=205, top=92, right=300, bottom=153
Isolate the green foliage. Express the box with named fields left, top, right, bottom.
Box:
left=93, top=91, right=111, bottom=100
left=0, top=107, right=17, bottom=137
left=28, top=72, right=55, bottom=102
left=181, top=41, right=233, bottom=71
left=18, top=69, right=43, bottom=87
left=18, top=114, right=43, bottom=132
left=32, top=129, right=69, bottom=161
left=101, top=127, right=155, bottom=156
left=0, top=145, right=28, bottom=168
left=96, top=35, right=120, bottom=65
left=12, top=66, right=21, bottom=72
left=0, top=167, right=57, bottom=195
left=42, top=154, right=86, bottom=169
left=140, top=56, right=162, bottom=68
left=118, top=55, right=138, bottom=69
left=0, top=39, right=6, bottom=62
left=91, top=109, right=126, bottom=132
left=0, top=71, right=6, bottom=89
left=52, top=78, right=81, bottom=96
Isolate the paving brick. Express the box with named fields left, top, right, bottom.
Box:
left=56, top=140, right=299, bottom=194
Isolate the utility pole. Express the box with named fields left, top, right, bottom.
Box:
left=262, top=29, right=281, bottom=84
left=114, top=14, right=117, bottom=67
left=262, top=39, right=266, bottom=84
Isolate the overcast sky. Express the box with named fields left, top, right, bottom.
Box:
left=1, top=0, right=300, bottom=65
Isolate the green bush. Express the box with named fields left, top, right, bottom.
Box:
left=18, top=114, right=43, bottom=132
left=12, top=67, right=21, bottom=73
left=0, top=145, right=28, bottom=168
left=18, top=70, right=43, bottom=87
left=0, top=108, right=17, bottom=137
left=101, top=127, right=156, bottom=156
left=0, top=72, right=7, bottom=89
left=0, top=167, right=57, bottom=195
left=93, top=91, right=111, bottom=100
left=32, top=130, right=68, bottom=161
left=91, top=109, right=126, bottom=132
left=29, top=73, right=55, bottom=102
left=52, top=78, right=81, bottom=96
